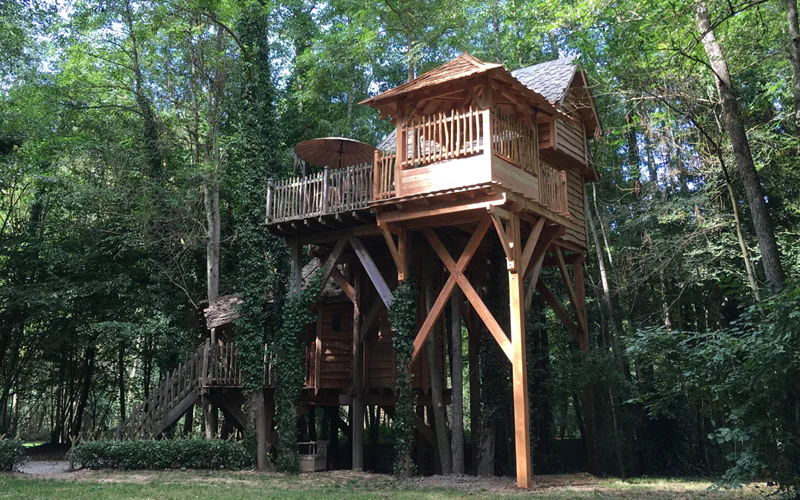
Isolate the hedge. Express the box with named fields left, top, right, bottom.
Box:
left=69, top=439, right=253, bottom=470
left=0, top=439, right=26, bottom=471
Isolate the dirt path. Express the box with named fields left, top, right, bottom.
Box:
left=17, top=460, right=73, bottom=478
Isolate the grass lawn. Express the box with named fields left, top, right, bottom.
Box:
left=0, top=469, right=775, bottom=500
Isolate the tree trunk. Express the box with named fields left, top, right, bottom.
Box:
left=117, top=344, right=126, bottom=437
left=204, top=183, right=221, bottom=303
left=641, top=111, right=658, bottom=184
left=449, top=288, right=465, bottom=474
left=787, top=0, right=800, bottom=135
left=718, top=155, right=761, bottom=301
left=423, top=258, right=452, bottom=474
left=250, top=389, right=273, bottom=472
left=696, top=1, right=785, bottom=290
left=70, top=345, right=96, bottom=440
left=183, top=404, right=194, bottom=436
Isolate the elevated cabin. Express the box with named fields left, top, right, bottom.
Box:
left=263, top=53, right=601, bottom=485
left=121, top=54, right=601, bottom=484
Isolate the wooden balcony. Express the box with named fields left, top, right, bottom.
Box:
left=266, top=162, right=374, bottom=224
left=265, top=108, right=573, bottom=231
left=374, top=107, right=570, bottom=217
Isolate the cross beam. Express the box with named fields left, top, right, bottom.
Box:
left=411, top=218, right=507, bottom=363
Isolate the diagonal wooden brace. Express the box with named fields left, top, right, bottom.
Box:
left=349, top=236, right=393, bottom=310
left=555, top=246, right=588, bottom=337
left=314, top=238, right=348, bottom=303
left=416, top=219, right=513, bottom=363
left=411, top=219, right=493, bottom=363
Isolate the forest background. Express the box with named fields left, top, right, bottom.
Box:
left=2, top=0, right=800, bottom=492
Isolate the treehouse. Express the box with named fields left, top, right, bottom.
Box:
left=121, top=53, right=600, bottom=487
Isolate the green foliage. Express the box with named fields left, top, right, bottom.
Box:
left=68, top=439, right=252, bottom=470
left=387, top=279, right=417, bottom=477
left=273, top=276, right=319, bottom=473
left=628, top=282, right=800, bottom=494
left=230, top=0, right=287, bottom=397
left=0, top=439, right=26, bottom=471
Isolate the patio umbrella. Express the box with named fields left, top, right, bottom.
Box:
left=294, top=137, right=378, bottom=169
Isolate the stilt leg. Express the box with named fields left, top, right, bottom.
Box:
left=508, top=214, right=532, bottom=488
left=352, top=269, right=364, bottom=470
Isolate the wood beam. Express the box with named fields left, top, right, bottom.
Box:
left=411, top=219, right=492, bottom=363
left=352, top=267, right=364, bottom=471
left=359, top=297, right=383, bottom=342
left=421, top=220, right=513, bottom=362
left=330, top=266, right=356, bottom=304
left=536, top=281, right=581, bottom=344
left=519, top=218, right=546, bottom=273
left=523, top=230, right=558, bottom=309
left=349, top=237, right=393, bottom=310
left=379, top=224, right=408, bottom=281
left=415, top=415, right=436, bottom=446
left=555, top=246, right=587, bottom=336
left=314, top=238, right=348, bottom=303
left=488, top=208, right=514, bottom=270
left=376, top=193, right=511, bottom=226
left=507, top=212, right=532, bottom=489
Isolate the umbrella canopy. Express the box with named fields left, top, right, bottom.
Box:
left=294, top=137, right=378, bottom=169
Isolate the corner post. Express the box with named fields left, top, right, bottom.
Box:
left=507, top=213, right=532, bottom=488
left=351, top=266, right=364, bottom=470
left=266, top=178, right=274, bottom=223
left=322, top=167, right=329, bottom=215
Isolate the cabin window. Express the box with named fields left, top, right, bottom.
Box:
left=331, top=313, right=342, bottom=332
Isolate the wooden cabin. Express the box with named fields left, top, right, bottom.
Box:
left=122, top=53, right=600, bottom=487
left=267, top=53, right=600, bottom=486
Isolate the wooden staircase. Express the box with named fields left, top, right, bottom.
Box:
left=121, top=340, right=246, bottom=440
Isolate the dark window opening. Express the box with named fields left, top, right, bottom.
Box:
left=332, top=313, right=342, bottom=332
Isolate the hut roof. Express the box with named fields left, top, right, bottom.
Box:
left=360, top=53, right=502, bottom=107
left=204, top=295, right=243, bottom=330
left=375, top=55, right=600, bottom=152
left=511, top=56, right=579, bottom=105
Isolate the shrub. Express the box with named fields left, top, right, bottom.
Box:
left=69, top=439, right=253, bottom=470
left=0, top=438, right=27, bottom=471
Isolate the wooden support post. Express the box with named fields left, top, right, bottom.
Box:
left=380, top=224, right=409, bottom=282
left=322, top=167, right=329, bottom=215
left=351, top=267, right=364, bottom=471
left=290, top=238, right=302, bottom=295
left=464, top=304, right=481, bottom=475
left=506, top=213, right=532, bottom=489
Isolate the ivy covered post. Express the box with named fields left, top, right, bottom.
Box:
left=274, top=259, right=319, bottom=472
left=388, top=279, right=418, bottom=478
left=230, top=0, right=286, bottom=473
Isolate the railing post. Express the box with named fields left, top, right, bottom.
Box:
left=373, top=150, right=380, bottom=200
left=482, top=109, right=493, bottom=160
left=322, top=167, right=329, bottom=215
left=265, top=178, right=273, bottom=223
left=560, top=170, right=569, bottom=216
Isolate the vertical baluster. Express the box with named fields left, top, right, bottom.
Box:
left=455, top=109, right=461, bottom=157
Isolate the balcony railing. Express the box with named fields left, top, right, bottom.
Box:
left=401, top=107, right=486, bottom=169
left=266, top=163, right=373, bottom=224
left=373, top=108, right=570, bottom=216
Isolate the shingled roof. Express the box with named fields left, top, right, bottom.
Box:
left=511, top=56, right=579, bottom=105
left=360, top=53, right=502, bottom=106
